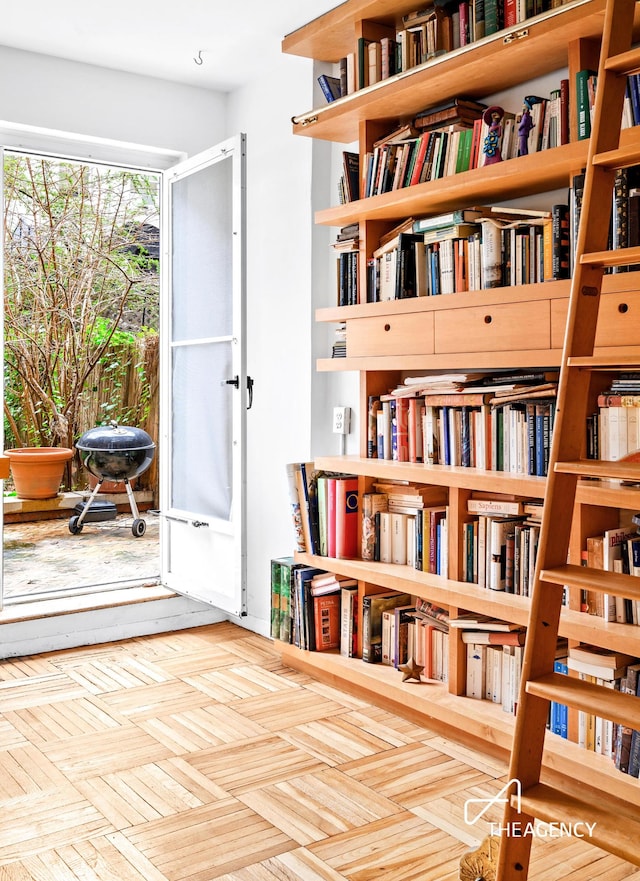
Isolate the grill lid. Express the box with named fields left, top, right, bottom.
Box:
left=76, top=421, right=155, bottom=452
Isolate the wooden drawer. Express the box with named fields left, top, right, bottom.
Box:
left=347, top=311, right=434, bottom=357
left=551, top=289, right=640, bottom=349
left=435, top=300, right=551, bottom=354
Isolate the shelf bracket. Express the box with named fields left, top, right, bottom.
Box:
left=503, top=28, right=529, bottom=44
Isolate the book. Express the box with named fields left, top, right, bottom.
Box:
left=277, top=558, right=303, bottom=644
left=335, top=476, right=359, bottom=559
left=270, top=557, right=284, bottom=640
left=569, top=644, right=637, bottom=670
left=313, top=592, right=341, bottom=651
left=362, top=591, right=413, bottom=663
left=576, top=69, right=596, bottom=140
left=460, top=629, right=526, bottom=645
left=466, top=642, right=486, bottom=699
left=412, top=206, right=490, bottom=233
left=285, top=463, right=306, bottom=552
left=449, top=615, right=522, bottom=631
left=342, top=151, right=360, bottom=202
left=292, top=566, right=326, bottom=650
left=617, top=662, right=640, bottom=773
left=467, top=498, right=527, bottom=515
left=340, top=584, right=359, bottom=657
left=362, top=492, right=388, bottom=561
left=317, top=74, right=342, bottom=103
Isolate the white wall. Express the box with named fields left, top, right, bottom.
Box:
left=0, top=45, right=227, bottom=155
left=226, top=54, right=361, bottom=635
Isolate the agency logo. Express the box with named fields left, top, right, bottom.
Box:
left=464, top=778, right=521, bottom=826
left=464, top=779, right=597, bottom=840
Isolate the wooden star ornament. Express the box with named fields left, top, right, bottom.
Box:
left=399, top=657, right=424, bottom=682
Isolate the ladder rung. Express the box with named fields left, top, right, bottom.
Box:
left=526, top=672, right=640, bottom=728
left=604, top=45, right=640, bottom=76
left=516, top=783, right=640, bottom=866
left=540, top=563, right=640, bottom=600
left=593, top=143, right=640, bottom=170
left=580, top=245, right=640, bottom=268
left=567, top=355, right=640, bottom=368
left=554, top=459, right=640, bottom=481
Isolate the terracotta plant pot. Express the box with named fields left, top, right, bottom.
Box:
left=5, top=447, right=74, bottom=500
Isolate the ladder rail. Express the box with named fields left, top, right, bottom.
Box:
left=496, top=0, right=640, bottom=877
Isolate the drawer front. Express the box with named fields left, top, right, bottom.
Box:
left=347, top=311, right=435, bottom=357
left=435, top=300, right=550, bottom=354
left=551, top=289, right=640, bottom=349
left=596, top=289, right=640, bottom=348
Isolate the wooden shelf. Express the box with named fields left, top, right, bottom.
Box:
left=277, top=641, right=640, bottom=810
left=318, top=350, right=565, bottom=371
left=285, top=0, right=615, bottom=143
left=294, top=548, right=640, bottom=656
left=315, top=454, right=547, bottom=495
left=294, top=549, right=533, bottom=626
left=315, top=141, right=590, bottom=226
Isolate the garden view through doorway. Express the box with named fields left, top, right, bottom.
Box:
left=2, top=150, right=161, bottom=604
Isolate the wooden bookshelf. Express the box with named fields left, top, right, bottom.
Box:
left=281, top=0, right=640, bottom=802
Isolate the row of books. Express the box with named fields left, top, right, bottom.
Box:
left=270, top=558, right=359, bottom=652
left=369, top=390, right=557, bottom=477
left=351, top=204, right=569, bottom=308
left=581, top=524, right=640, bottom=625
left=462, top=503, right=543, bottom=594
left=334, top=162, right=639, bottom=311
left=586, top=374, right=640, bottom=462
left=321, top=0, right=567, bottom=101
left=550, top=646, right=640, bottom=779
left=465, top=640, right=524, bottom=714
left=569, top=165, right=640, bottom=277
left=362, top=497, right=450, bottom=577
left=360, top=86, right=568, bottom=202
left=577, top=70, right=640, bottom=141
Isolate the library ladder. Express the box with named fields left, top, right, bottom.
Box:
left=494, top=0, right=640, bottom=877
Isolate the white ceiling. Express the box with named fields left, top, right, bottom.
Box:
left=1, top=0, right=339, bottom=91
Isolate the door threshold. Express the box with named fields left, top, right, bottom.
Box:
left=0, top=581, right=174, bottom=624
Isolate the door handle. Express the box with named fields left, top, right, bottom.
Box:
left=224, top=375, right=254, bottom=409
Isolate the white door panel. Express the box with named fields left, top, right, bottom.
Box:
left=160, top=134, right=247, bottom=615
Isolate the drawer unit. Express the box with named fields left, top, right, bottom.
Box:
left=347, top=311, right=434, bottom=357
left=435, top=299, right=551, bottom=354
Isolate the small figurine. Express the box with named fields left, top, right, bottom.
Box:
left=518, top=95, right=543, bottom=156
left=482, top=105, right=504, bottom=165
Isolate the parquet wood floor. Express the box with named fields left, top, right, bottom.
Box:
left=0, top=622, right=639, bottom=881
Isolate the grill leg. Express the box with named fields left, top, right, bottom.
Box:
left=76, top=479, right=104, bottom=528
left=124, top=478, right=141, bottom=520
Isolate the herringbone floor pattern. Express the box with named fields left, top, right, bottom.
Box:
left=0, top=622, right=638, bottom=881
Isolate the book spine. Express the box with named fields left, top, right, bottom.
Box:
left=576, top=69, right=594, bottom=140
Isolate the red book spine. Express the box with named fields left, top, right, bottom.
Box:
left=409, top=133, right=430, bottom=186
left=395, top=398, right=409, bottom=462
left=504, top=0, right=517, bottom=27
left=335, top=478, right=359, bottom=559
left=458, top=1, right=470, bottom=45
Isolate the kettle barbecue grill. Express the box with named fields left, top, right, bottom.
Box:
left=69, top=421, right=156, bottom=537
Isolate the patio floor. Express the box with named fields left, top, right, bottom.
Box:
left=3, top=510, right=160, bottom=601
